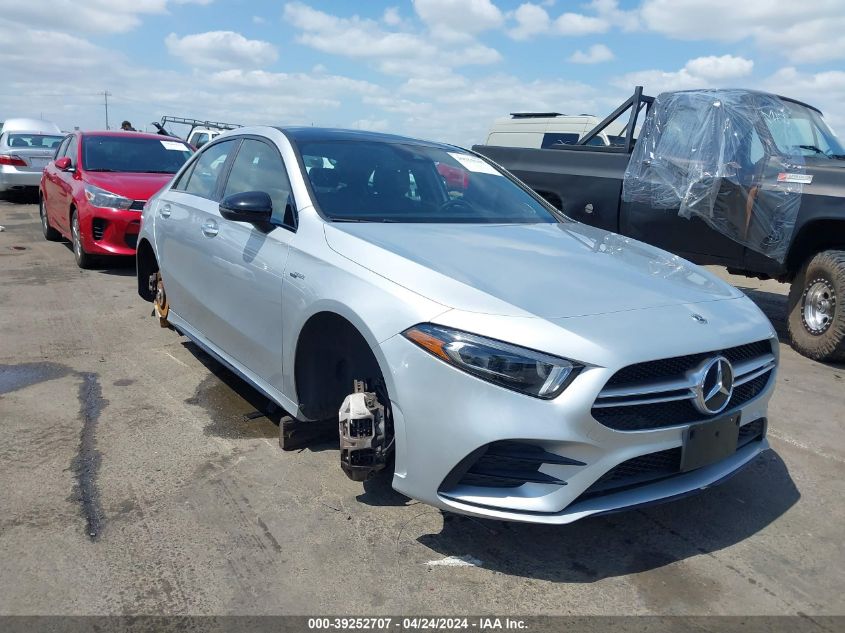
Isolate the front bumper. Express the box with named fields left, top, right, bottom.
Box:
left=383, top=301, right=777, bottom=524
left=0, top=165, right=42, bottom=191
left=79, top=205, right=142, bottom=256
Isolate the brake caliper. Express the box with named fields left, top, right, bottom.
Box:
left=338, top=380, right=389, bottom=481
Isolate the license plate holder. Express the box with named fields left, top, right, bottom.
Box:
left=681, top=413, right=740, bottom=472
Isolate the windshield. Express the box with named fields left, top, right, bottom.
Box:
left=762, top=101, right=845, bottom=158
left=297, top=140, right=561, bottom=224
left=82, top=136, right=193, bottom=173
left=7, top=133, right=64, bottom=150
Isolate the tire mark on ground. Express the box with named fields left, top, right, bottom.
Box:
left=70, top=372, right=108, bottom=541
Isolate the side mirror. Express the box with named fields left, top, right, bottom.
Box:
left=55, top=157, right=72, bottom=171
left=219, top=191, right=273, bottom=223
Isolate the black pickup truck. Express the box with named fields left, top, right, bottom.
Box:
left=474, top=87, right=845, bottom=362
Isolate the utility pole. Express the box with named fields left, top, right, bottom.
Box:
left=101, top=91, right=112, bottom=129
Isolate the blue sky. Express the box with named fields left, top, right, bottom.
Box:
left=1, top=1, right=844, bottom=146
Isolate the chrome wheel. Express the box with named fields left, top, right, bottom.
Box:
left=803, top=279, right=836, bottom=335
left=40, top=202, right=48, bottom=232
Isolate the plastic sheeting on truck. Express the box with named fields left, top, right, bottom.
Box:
left=621, top=89, right=807, bottom=262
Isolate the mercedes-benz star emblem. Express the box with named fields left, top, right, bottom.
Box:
left=692, top=356, right=734, bottom=415
left=691, top=313, right=708, bottom=324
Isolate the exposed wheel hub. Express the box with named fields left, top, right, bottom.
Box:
left=150, top=272, right=170, bottom=327
left=802, top=278, right=836, bottom=335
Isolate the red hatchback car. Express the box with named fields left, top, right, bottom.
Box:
left=39, top=131, right=193, bottom=268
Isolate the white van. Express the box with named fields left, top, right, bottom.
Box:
left=484, top=112, right=626, bottom=149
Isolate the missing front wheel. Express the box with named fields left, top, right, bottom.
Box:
left=149, top=271, right=170, bottom=328
left=338, top=380, right=393, bottom=481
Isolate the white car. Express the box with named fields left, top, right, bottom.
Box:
left=136, top=126, right=777, bottom=524
left=0, top=118, right=64, bottom=193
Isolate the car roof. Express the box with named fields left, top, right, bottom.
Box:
left=276, top=126, right=462, bottom=152
left=77, top=130, right=188, bottom=142
left=2, top=118, right=62, bottom=134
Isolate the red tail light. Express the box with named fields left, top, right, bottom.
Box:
left=0, top=154, right=27, bottom=167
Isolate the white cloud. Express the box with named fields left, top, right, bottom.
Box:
left=351, top=118, right=390, bottom=132
left=283, top=2, right=500, bottom=75
left=285, top=2, right=438, bottom=60
left=0, top=0, right=211, bottom=34
left=252, top=15, right=267, bottom=25
left=590, top=0, right=641, bottom=32
left=382, top=6, right=402, bottom=26
left=684, top=55, right=754, bottom=80
left=506, top=0, right=635, bottom=39
left=554, top=12, right=609, bottom=35
left=412, top=0, right=504, bottom=41
left=640, top=0, right=845, bottom=62
left=568, top=44, right=614, bottom=64
left=613, top=55, right=754, bottom=93
left=507, top=3, right=551, bottom=41
left=758, top=67, right=845, bottom=131
left=165, top=31, right=278, bottom=69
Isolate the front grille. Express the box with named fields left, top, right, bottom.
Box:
left=606, top=340, right=771, bottom=387
left=592, top=340, right=775, bottom=431
left=130, top=200, right=146, bottom=210
left=440, top=441, right=584, bottom=490
left=579, top=417, right=766, bottom=500
left=92, top=218, right=106, bottom=241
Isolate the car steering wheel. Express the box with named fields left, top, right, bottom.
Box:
left=438, top=198, right=474, bottom=215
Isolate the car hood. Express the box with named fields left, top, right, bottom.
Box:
left=324, top=221, right=742, bottom=318
left=83, top=172, right=174, bottom=201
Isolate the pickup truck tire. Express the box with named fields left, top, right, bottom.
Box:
left=787, top=250, right=845, bottom=362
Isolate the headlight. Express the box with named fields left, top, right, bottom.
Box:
left=403, top=323, right=581, bottom=399
left=84, top=183, right=133, bottom=210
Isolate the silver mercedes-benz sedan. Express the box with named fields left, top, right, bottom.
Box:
left=136, top=126, right=777, bottom=524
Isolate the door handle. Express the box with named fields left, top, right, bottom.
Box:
left=201, top=220, right=219, bottom=237
left=160, top=203, right=171, bottom=218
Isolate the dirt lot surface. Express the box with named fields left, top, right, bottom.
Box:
left=1, top=196, right=843, bottom=616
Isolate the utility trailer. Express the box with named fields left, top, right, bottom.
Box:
left=474, top=87, right=845, bottom=362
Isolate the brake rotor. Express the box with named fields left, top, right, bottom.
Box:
left=152, top=272, right=170, bottom=327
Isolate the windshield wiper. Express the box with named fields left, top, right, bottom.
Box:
left=143, top=170, right=177, bottom=174
left=86, top=168, right=118, bottom=172
left=798, top=144, right=827, bottom=156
